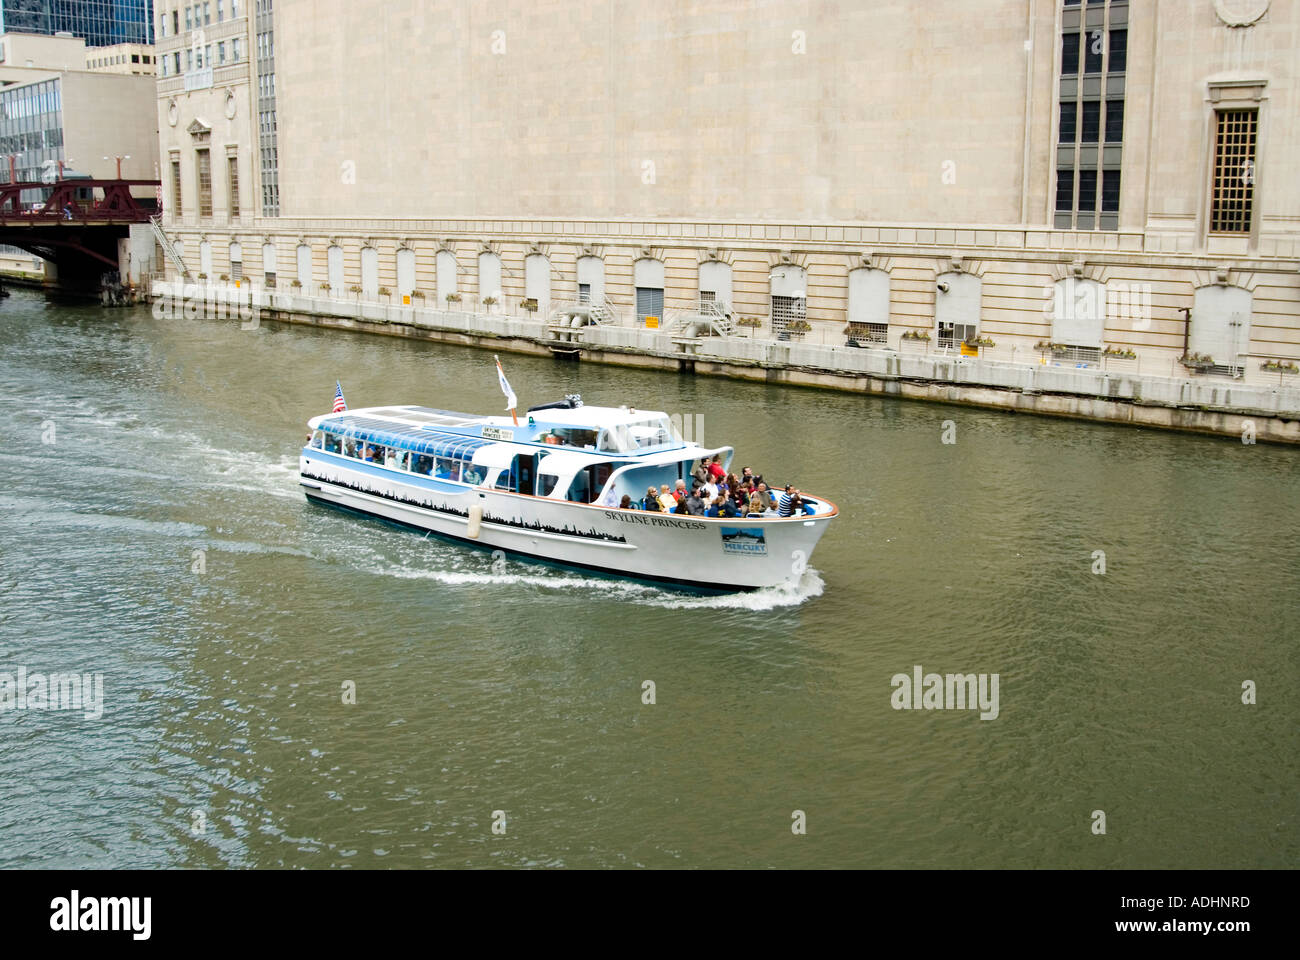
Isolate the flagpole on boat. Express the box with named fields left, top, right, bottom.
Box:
left=495, top=355, right=519, bottom=426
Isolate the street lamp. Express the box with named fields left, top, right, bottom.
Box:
left=103, top=154, right=131, bottom=179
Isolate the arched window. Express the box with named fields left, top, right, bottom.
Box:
left=436, top=250, right=458, bottom=303
left=698, top=261, right=733, bottom=315
left=847, top=268, right=890, bottom=344
left=1050, top=277, right=1105, bottom=363
left=296, top=243, right=312, bottom=286
left=634, top=258, right=664, bottom=326
left=199, top=239, right=212, bottom=278
left=525, top=253, right=551, bottom=317
left=228, top=241, right=242, bottom=281
left=327, top=244, right=344, bottom=293
left=262, top=241, right=277, bottom=287
left=478, top=251, right=503, bottom=308
left=360, top=246, right=378, bottom=296
left=935, top=271, right=981, bottom=349
left=1191, top=285, right=1251, bottom=377
left=769, top=265, right=807, bottom=338
left=395, top=247, right=416, bottom=299
left=576, top=255, right=604, bottom=303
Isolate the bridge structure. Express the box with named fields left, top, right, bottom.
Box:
left=0, top=178, right=162, bottom=292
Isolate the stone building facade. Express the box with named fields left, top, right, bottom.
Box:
left=154, top=0, right=1300, bottom=386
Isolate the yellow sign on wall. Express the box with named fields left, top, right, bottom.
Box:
left=645, top=316, right=659, bottom=329
left=960, top=342, right=979, bottom=357
left=403, top=295, right=411, bottom=305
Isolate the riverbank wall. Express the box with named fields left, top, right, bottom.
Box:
left=150, top=282, right=1300, bottom=445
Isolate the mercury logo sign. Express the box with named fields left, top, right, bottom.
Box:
left=49, top=891, right=151, bottom=940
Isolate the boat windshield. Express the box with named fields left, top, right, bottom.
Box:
left=597, top=416, right=681, bottom=453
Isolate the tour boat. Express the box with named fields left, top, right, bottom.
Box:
left=299, top=390, right=837, bottom=592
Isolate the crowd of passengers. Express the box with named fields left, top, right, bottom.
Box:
left=616, top=455, right=815, bottom=518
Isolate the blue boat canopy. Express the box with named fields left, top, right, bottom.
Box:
left=318, top=415, right=493, bottom=460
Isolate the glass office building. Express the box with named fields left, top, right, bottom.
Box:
left=0, top=1, right=154, bottom=47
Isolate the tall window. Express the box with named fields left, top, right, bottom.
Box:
left=170, top=159, right=182, bottom=215
left=195, top=149, right=212, bottom=217
left=1210, top=110, right=1257, bottom=235
left=227, top=155, right=240, bottom=218
left=1055, top=0, right=1127, bottom=230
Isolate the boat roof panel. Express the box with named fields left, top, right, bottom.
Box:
left=317, top=414, right=492, bottom=459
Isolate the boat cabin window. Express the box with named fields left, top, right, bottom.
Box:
left=435, top=457, right=461, bottom=481
left=323, top=433, right=342, bottom=454
left=537, top=473, right=561, bottom=498
left=597, top=416, right=679, bottom=453
left=309, top=430, right=325, bottom=449
left=566, top=462, right=614, bottom=503
left=462, top=465, right=485, bottom=485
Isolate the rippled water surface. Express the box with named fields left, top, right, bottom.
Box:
left=0, top=290, right=1296, bottom=868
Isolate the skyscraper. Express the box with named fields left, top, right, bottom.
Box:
left=0, top=1, right=154, bottom=48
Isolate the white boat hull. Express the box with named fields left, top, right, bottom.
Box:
left=300, top=453, right=834, bottom=591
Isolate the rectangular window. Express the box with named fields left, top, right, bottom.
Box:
left=232, top=38, right=241, bottom=60
left=171, top=159, right=182, bottom=215
left=219, top=42, right=226, bottom=64
left=227, top=156, right=240, bottom=217
left=1104, top=99, right=1124, bottom=142
left=185, top=8, right=192, bottom=30
left=1058, top=101, right=1077, bottom=141
left=1109, top=29, right=1127, bottom=73
left=173, top=11, right=179, bottom=33
left=1101, top=169, right=1121, bottom=213
left=1210, top=109, right=1257, bottom=234
left=1061, top=33, right=1079, bottom=75
left=1078, top=169, right=1097, bottom=211
left=204, top=2, right=211, bottom=25
left=1055, top=170, right=1075, bottom=212
left=218, top=0, right=224, bottom=20
left=1084, top=28, right=1103, bottom=73
left=196, top=149, right=212, bottom=216
left=1081, top=101, right=1100, bottom=142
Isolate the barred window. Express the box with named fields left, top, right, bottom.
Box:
left=1209, top=110, right=1257, bottom=235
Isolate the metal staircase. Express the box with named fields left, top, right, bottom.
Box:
left=149, top=215, right=191, bottom=281
left=546, top=296, right=621, bottom=328
left=665, top=299, right=735, bottom=336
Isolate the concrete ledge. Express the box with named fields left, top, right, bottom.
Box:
left=222, top=293, right=1300, bottom=445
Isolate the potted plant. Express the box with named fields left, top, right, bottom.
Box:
left=1103, top=346, right=1137, bottom=359
left=378, top=286, right=391, bottom=301
left=785, top=319, right=812, bottom=339
left=520, top=297, right=538, bottom=314
left=219, top=273, right=229, bottom=282
left=1180, top=352, right=1215, bottom=371
left=901, top=329, right=931, bottom=342
left=482, top=296, right=497, bottom=309
left=348, top=284, right=362, bottom=295
left=736, top=316, right=763, bottom=338
left=445, top=292, right=461, bottom=306
left=964, top=334, right=996, bottom=348
left=319, top=281, right=331, bottom=294
left=196, top=272, right=207, bottom=280
left=411, top=289, right=426, bottom=301
left=1261, top=359, right=1299, bottom=374
left=290, top=279, right=302, bottom=289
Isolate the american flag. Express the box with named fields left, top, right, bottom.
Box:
left=332, top=381, right=347, bottom=413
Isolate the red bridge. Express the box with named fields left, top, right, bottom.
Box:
left=0, top=178, right=162, bottom=289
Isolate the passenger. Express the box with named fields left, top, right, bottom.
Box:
left=701, top=476, right=719, bottom=502
left=685, top=487, right=705, bottom=516
left=755, top=482, right=775, bottom=513
left=746, top=494, right=765, bottom=518
left=657, top=484, right=676, bottom=512
left=642, top=486, right=661, bottom=512
left=777, top=485, right=795, bottom=517
left=708, top=455, right=726, bottom=482
left=692, top=459, right=711, bottom=487
left=740, top=466, right=762, bottom=487
left=620, top=494, right=638, bottom=510
left=719, top=495, right=739, bottom=519
left=385, top=449, right=398, bottom=469
left=673, top=479, right=687, bottom=502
